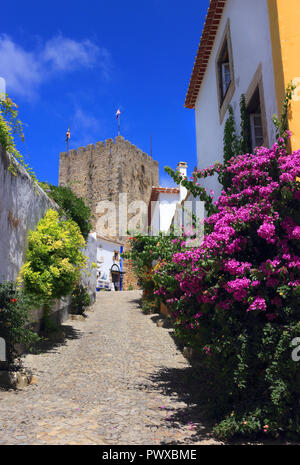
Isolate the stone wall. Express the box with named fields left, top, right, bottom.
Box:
left=0, top=145, right=97, bottom=326
left=59, top=136, right=159, bottom=213
left=59, top=136, right=159, bottom=289
left=0, top=145, right=57, bottom=283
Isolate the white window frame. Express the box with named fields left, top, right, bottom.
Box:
left=250, top=113, right=263, bottom=148
left=221, top=62, right=231, bottom=97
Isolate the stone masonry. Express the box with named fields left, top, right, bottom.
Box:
left=59, top=136, right=159, bottom=289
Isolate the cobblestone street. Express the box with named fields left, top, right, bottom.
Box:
left=0, top=291, right=220, bottom=445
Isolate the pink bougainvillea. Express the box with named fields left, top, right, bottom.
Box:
left=153, top=140, right=300, bottom=438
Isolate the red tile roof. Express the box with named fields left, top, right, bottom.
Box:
left=185, top=0, right=227, bottom=109
left=148, top=187, right=180, bottom=228
left=150, top=186, right=180, bottom=202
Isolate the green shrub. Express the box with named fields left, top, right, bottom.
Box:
left=19, top=209, right=87, bottom=304
left=123, top=231, right=183, bottom=312
left=39, top=183, right=92, bottom=241
left=0, top=95, right=37, bottom=181
left=0, top=282, right=39, bottom=365
left=70, top=284, right=92, bottom=315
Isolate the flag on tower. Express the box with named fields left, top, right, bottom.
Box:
left=116, top=109, right=121, bottom=120
left=66, top=127, right=70, bottom=142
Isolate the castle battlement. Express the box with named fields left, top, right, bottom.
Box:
left=58, top=135, right=159, bottom=216
left=59, top=136, right=158, bottom=165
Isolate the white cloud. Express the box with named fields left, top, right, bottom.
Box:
left=0, top=36, right=41, bottom=97
left=68, top=106, right=107, bottom=149
left=73, top=107, right=102, bottom=133
left=43, top=35, right=102, bottom=71
left=0, top=34, right=111, bottom=99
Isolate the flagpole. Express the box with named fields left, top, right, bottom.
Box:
left=66, top=127, right=70, bottom=156
left=116, top=109, right=121, bottom=136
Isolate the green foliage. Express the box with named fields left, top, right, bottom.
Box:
left=0, top=282, right=40, bottom=365
left=239, top=94, right=251, bottom=154
left=70, top=284, right=92, bottom=315
left=39, top=183, right=92, bottom=241
left=272, top=81, right=296, bottom=146
left=0, top=95, right=37, bottom=182
left=223, top=105, right=238, bottom=164
left=222, top=95, right=251, bottom=189
left=123, top=231, right=183, bottom=311
left=19, top=209, right=87, bottom=305
left=164, top=166, right=218, bottom=217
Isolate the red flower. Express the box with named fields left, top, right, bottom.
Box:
left=10, top=298, right=17, bottom=303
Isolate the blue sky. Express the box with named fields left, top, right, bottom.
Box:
left=0, top=0, right=209, bottom=186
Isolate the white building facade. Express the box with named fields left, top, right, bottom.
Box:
left=96, top=235, right=124, bottom=291
left=185, top=0, right=279, bottom=200
left=148, top=162, right=189, bottom=235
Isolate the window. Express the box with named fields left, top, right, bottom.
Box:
left=218, top=44, right=231, bottom=101
left=250, top=114, right=264, bottom=149
left=222, top=62, right=231, bottom=97
left=247, top=86, right=264, bottom=150
left=113, top=251, right=119, bottom=262
left=245, top=63, right=269, bottom=150
left=215, top=20, right=235, bottom=123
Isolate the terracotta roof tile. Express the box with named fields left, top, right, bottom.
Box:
left=185, top=0, right=227, bottom=109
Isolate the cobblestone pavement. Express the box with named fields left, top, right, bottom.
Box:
left=0, top=291, right=221, bottom=445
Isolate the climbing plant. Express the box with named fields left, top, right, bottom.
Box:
left=272, top=81, right=296, bottom=146
left=0, top=95, right=37, bottom=182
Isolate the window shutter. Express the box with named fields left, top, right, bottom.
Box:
left=250, top=113, right=264, bottom=149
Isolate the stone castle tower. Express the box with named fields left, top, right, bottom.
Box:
left=58, top=135, right=159, bottom=288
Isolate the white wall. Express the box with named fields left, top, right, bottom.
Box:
left=81, top=232, right=97, bottom=300
left=150, top=192, right=180, bottom=234
left=0, top=146, right=56, bottom=282
left=159, top=193, right=179, bottom=232
left=0, top=145, right=98, bottom=327
left=194, top=0, right=277, bottom=199
left=97, top=238, right=122, bottom=283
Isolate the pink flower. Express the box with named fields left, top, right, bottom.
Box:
left=292, top=226, right=300, bottom=240
left=247, top=297, right=267, bottom=312
left=257, top=222, right=275, bottom=241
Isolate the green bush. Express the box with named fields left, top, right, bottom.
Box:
left=0, top=282, right=39, bottom=365
left=19, top=209, right=87, bottom=304
left=70, top=284, right=92, bottom=315
left=123, top=230, right=183, bottom=312
left=40, top=183, right=92, bottom=241
left=0, top=95, right=37, bottom=181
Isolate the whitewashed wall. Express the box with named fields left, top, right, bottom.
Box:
left=0, top=145, right=97, bottom=326
left=0, top=145, right=56, bottom=282
left=97, top=238, right=122, bottom=283
left=150, top=193, right=180, bottom=234
left=194, top=0, right=277, bottom=199
left=81, top=232, right=97, bottom=301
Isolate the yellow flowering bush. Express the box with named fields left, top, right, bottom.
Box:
left=19, top=209, right=87, bottom=303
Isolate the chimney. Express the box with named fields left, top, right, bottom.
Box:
left=177, top=162, right=188, bottom=201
